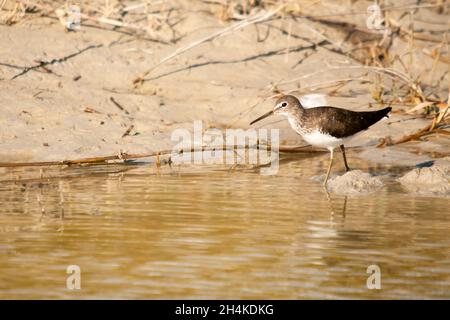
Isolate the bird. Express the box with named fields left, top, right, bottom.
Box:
left=250, top=95, right=392, bottom=186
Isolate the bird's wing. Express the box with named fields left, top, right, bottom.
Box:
left=305, top=106, right=391, bottom=138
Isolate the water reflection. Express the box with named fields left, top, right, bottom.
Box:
left=0, top=155, right=449, bottom=299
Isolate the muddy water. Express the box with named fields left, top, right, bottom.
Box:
left=0, top=155, right=449, bottom=299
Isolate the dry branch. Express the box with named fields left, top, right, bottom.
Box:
left=10, top=44, right=102, bottom=80
left=390, top=91, right=450, bottom=145
left=278, top=65, right=424, bottom=99
left=110, top=97, right=130, bottom=115
left=132, top=4, right=286, bottom=86
left=0, top=144, right=323, bottom=168
left=121, top=125, right=134, bottom=138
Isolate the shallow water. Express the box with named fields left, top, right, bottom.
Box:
left=0, top=154, right=449, bottom=299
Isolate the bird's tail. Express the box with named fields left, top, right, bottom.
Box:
left=362, top=106, right=392, bottom=129
left=381, top=106, right=392, bottom=119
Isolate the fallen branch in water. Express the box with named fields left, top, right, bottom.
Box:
left=0, top=144, right=324, bottom=168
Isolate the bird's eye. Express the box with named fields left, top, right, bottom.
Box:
left=281, top=102, right=287, bottom=107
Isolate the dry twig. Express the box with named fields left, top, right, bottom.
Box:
left=132, top=4, right=286, bottom=86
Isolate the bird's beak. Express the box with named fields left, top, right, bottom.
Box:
left=249, top=110, right=274, bottom=125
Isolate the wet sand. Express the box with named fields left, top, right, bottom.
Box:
left=0, top=1, right=449, bottom=190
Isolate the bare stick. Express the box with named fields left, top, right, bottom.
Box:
left=0, top=144, right=324, bottom=168
left=121, top=125, right=134, bottom=138
left=11, top=44, right=102, bottom=80
left=110, top=97, right=130, bottom=115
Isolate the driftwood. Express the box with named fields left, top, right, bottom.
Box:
left=0, top=144, right=325, bottom=168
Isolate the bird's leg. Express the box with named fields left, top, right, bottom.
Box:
left=323, top=147, right=334, bottom=186
left=340, top=144, right=351, bottom=172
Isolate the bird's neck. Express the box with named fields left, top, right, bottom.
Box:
left=285, top=107, right=306, bottom=134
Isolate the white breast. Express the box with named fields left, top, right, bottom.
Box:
left=285, top=114, right=344, bottom=150
left=301, top=130, right=344, bottom=149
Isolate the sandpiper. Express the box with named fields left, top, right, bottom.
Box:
left=250, top=95, right=391, bottom=185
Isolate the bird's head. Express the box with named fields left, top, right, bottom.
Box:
left=250, top=95, right=303, bottom=125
